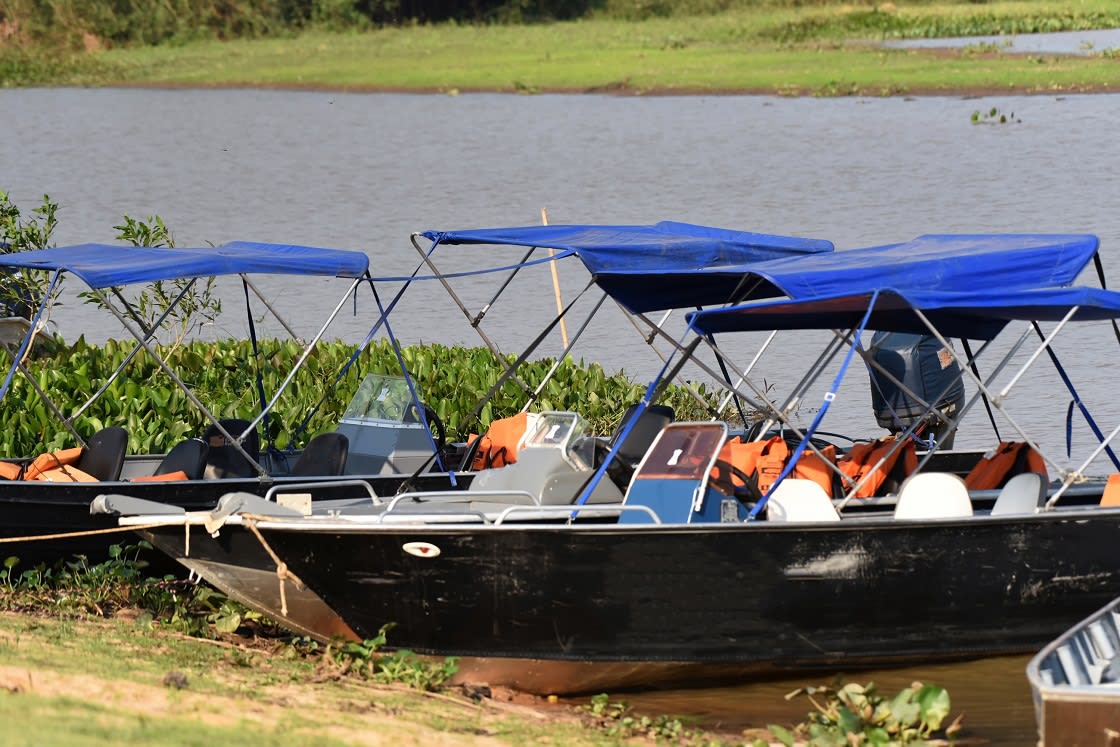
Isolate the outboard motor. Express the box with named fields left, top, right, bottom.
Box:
left=867, top=332, right=964, bottom=447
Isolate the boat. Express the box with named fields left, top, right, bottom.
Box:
left=1027, top=597, right=1120, bottom=746
left=96, top=221, right=841, bottom=641
left=0, top=241, right=459, bottom=569
left=102, top=229, right=1120, bottom=692
left=170, top=229, right=1120, bottom=695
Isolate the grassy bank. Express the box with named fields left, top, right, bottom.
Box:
left=0, top=611, right=620, bottom=747
left=0, top=553, right=963, bottom=747
left=4, top=1, right=1120, bottom=94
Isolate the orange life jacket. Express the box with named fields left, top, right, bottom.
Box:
left=712, top=435, right=837, bottom=498
left=22, top=446, right=97, bottom=482
left=837, top=436, right=917, bottom=498
left=1101, top=473, right=1120, bottom=507
left=130, top=470, right=190, bottom=483
left=0, top=461, right=22, bottom=480
left=964, top=441, right=1048, bottom=490
left=467, top=412, right=532, bottom=470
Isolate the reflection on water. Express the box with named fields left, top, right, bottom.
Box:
left=594, top=655, right=1036, bottom=746
left=886, top=28, right=1120, bottom=55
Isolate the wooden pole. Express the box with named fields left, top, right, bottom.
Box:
left=541, top=207, right=570, bottom=349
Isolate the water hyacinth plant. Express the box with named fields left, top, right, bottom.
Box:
left=764, top=680, right=963, bottom=746
left=0, top=336, right=725, bottom=457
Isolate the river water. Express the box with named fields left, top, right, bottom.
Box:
left=4, top=87, right=1119, bottom=743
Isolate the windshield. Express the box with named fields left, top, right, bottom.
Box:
left=343, top=374, right=417, bottom=423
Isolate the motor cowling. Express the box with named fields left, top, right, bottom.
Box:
left=868, top=332, right=964, bottom=432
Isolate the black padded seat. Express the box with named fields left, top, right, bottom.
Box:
left=601, top=404, right=675, bottom=490
left=289, top=432, right=349, bottom=477
left=201, top=419, right=260, bottom=479
left=154, top=438, right=210, bottom=480
left=77, top=426, right=129, bottom=481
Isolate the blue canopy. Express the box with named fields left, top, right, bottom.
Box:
left=743, top=233, right=1100, bottom=302
left=0, top=241, right=370, bottom=289
left=688, top=285, right=1120, bottom=340
left=421, top=222, right=835, bottom=312
left=422, top=226, right=1099, bottom=315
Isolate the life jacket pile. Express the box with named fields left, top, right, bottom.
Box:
left=712, top=435, right=837, bottom=499
left=837, top=436, right=918, bottom=499
left=963, top=441, right=1047, bottom=490
left=0, top=446, right=98, bottom=482
left=711, top=434, right=922, bottom=501
left=466, top=412, right=538, bottom=471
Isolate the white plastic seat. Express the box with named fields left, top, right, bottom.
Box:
left=990, top=471, right=1046, bottom=516
left=894, top=472, right=973, bottom=519
left=766, top=478, right=841, bottom=522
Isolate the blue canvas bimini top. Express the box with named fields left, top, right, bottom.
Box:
left=685, top=232, right=1105, bottom=340
left=744, top=233, right=1100, bottom=302
left=421, top=222, right=836, bottom=313
left=421, top=226, right=1101, bottom=315
left=0, top=241, right=370, bottom=289
left=688, top=285, right=1120, bottom=341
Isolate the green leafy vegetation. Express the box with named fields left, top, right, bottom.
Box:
left=0, top=336, right=723, bottom=456
left=971, top=105, right=1020, bottom=124
left=761, top=680, right=963, bottom=746
left=582, top=693, right=696, bottom=741
left=0, top=190, right=60, bottom=325
left=324, top=623, right=460, bottom=691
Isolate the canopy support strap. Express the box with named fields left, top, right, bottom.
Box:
left=1031, top=321, right=1120, bottom=471
left=748, top=291, right=880, bottom=520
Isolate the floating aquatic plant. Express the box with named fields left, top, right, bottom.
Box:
left=971, top=106, right=1019, bottom=125
left=763, top=679, right=964, bottom=746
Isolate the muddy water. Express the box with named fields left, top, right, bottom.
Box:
left=610, top=655, right=1036, bottom=744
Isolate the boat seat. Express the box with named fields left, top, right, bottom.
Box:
left=76, top=426, right=129, bottom=481
left=155, top=438, right=210, bottom=480
left=597, top=403, right=675, bottom=491
left=765, top=479, right=841, bottom=522
left=990, top=471, right=1046, bottom=516
left=894, top=472, right=974, bottom=519
left=620, top=421, right=727, bottom=524
left=289, top=432, right=350, bottom=477
left=202, top=419, right=260, bottom=479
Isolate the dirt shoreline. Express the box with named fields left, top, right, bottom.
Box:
left=0, top=610, right=760, bottom=745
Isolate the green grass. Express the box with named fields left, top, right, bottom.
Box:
left=93, top=28, right=1120, bottom=96
left=5, top=1, right=1120, bottom=94
left=0, top=612, right=647, bottom=746
left=0, top=694, right=356, bottom=747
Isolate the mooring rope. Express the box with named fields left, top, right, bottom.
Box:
left=0, top=522, right=178, bottom=543
left=241, top=515, right=304, bottom=618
